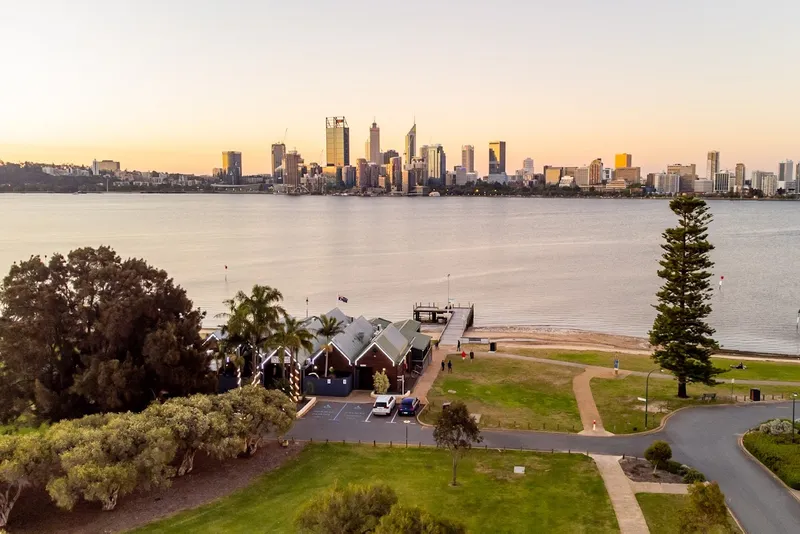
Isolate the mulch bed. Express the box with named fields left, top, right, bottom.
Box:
left=9, top=440, right=305, bottom=534
left=619, top=457, right=684, bottom=484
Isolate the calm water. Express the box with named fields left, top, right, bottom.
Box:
left=1, top=194, right=799, bottom=354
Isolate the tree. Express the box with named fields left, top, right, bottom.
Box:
left=317, top=314, right=345, bottom=378
left=218, top=285, right=286, bottom=385
left=0, top=246, right=215, bottom=422
left=273, top=317, right=314, bottom=401
left=644, top=440, right=672, bottom=474
left=373, top=370, right=390, bottom=395
left=295, top=482, right=397, bottom=534
left=649, top=197, right=722, bottom=398
left=46, top=412, right=177, bottom=511
left=0, top=433, right=51, bottom=529
left=679, top=482, right=732, bottom=533
left=221, top=386, right=295, bottom=456
left=145, top=394, right=239, bottom=476
left=433, top=401, right=482, bottom=486
left=375, top=505, right=466, bottom=534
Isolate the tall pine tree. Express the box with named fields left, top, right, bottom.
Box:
left=649, top=196, right=722, bottom=398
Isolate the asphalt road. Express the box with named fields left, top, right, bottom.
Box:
left=288, top=400, right=800, bottom=533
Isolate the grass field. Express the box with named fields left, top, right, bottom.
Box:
left=743, top=428, right=800, bottom=489
left=420, top=356, right=583, bottom=431
left=135, top=444, right=619, bottom=534
left=592, top=375, right=800, bottom=433
left=464, top=345, right=800, bottom=382
left=636, top=493, right=741, bottom=534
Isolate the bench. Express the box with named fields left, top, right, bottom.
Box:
left=701, top=393, right=717, bottom=402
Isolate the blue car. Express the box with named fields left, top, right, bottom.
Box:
left=398, top=397, right=420, bottom=416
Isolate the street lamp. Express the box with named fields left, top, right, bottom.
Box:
left=404, top=420, right=410, bottom=448
left=447, top=274, right=450, bottom=306
left=793, top=393, right=798, bottom=443
left=645, top=368, right=663, bottom=430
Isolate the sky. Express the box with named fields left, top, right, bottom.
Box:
left=1, top=0, right=799, bottom=177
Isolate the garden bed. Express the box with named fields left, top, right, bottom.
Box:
left=619, top=457, right=684, bottom=483
left=742, top=419, right=800, bottom=489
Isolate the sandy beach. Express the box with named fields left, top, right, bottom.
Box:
left=466, top=325, right=651, bottom=352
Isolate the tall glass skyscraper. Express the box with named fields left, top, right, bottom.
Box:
left=325, top=117, right=350, bottom=168
left=489, top=141, right=506, bottom=174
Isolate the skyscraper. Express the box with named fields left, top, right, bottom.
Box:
left=369, top=121, right=380, bottom=164
left=614, top=153, right=632, bottom=169
left=425, top=145, right=446, bottom=183
left=706, top=151, right=720, bottom=180
left=588, top=158, right=603, bottom=185
left=325, top=117, right=350, bottom=168
left=489, top=141, right=506, bottom=174
left=778, top=160, right=794, bottom=183
left=383, top=149, right=399, bottom=164
left=284, top=150, right=303, bottom=189
left=523, top=158, right=534, bottom=175
left=404, top=123, right=416, bottom=168
left=271, top=143, right=285, bottom=179
left=222, top=151, right=242, bottom=185
left=462, top=145, right=475, bottom=173
left=734, top=163, right=746, bottom=191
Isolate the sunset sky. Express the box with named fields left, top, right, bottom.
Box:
left=1, top=0, right=798, bottom=176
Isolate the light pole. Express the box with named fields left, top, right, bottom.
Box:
left=645, top=368, right=661, bottom=430
left=447, top=274, right=450, bottom=306
left=793, top=393, right=798, bottom=443
left=404, top=420, right=410, bottom=447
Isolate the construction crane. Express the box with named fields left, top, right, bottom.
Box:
left=282, top=128, right=288, bottom=145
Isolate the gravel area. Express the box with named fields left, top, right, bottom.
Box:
left=619, top=457, right=684, bottom=484
left=9, top=440, right=305, bottom=534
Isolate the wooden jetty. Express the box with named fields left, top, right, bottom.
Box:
left=413, top=302, right=475, bottom=346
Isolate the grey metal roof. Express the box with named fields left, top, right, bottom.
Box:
left=331, top=316, right=375, bottom=363
left=411, top=333, right=431, bottom=351
left=393, top=319, right=422, bottom=340
left=370, top=317, right=393, bottom=330
left=372, top=325, right=412, bottom=365
left=324, top=307, right=352, bottom=327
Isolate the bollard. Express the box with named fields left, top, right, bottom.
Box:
left=374, top=440, right=376, bottom=447
left=592, top=420, right=596, bottom=431
left=568, top=449, right=571, bottom=454
left=419, top=442, right=421, bottom=448
left=551, top=448, right=554, bottom=454
left=310, top=438, right=313, bottom=443
left=390, top=441, right=392, bottom=448
left=342, top=440, right=345, bottom=445
left=326, top=439, right=329, bottom=444
left=358, top=440, right=361, bottom=445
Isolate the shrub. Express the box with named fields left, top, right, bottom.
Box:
left=679, top=482, right=731, bottom=533
left=373, top=370, right=390, bottom=395
left=295, top=482, right=397, bottom=533
left=645, top=441, right=672, bottom=473
left=664, top=459, right=683, bottom=475
left=683, top=469, right=706, bottom=484
left=743, top=429, right=800, bottom=489
left=375, top=505, right=466, bottom=534
left=758, top=419, right=793, bottom=435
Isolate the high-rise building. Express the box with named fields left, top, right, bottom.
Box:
left=355, top=158, right=368, bottom=189
left=614, top=153, right=632, bottom=169
left=383, top=149, right=399, bottom=164
left=751, top=170, right=778, bottom=195
left=325, top=117, right=350, bottom=168
left=574, top=167, right=590, bottom=187
left=523, top=157, right=534, bottom=176
left=425, top=145, right=446, bottom=183
left=654, top=173, right=680, bottom=194
left=706, top=151, right=720, bottom=180
left=91, top=159, right=121, bottom=175
left=797, top=162, right=800, bottom=181
left=544, top=166, right=563, bottom=185
left=713, top=170, right=733, bottom=193
left=284, top=151, right=303, bottom=189
left=778, top=160, right=794, bottom=183
left=222, top=151, right=242, bottom=185
left=369, top=121, right=380, bottom=164
left=271, top=143, right=285, bottom=179
left=666, top=163, right=696, bottom=178
left=455, top=166, right=468, bottom=186
left=388, top=156, right=402, bottom=190
left=489, top=141, right=506, bottom=174
left=615, top=167, right=641, bottom=183
left=462, top=145, right=475, bottom=173
left=588, top=158, right=603, bottom=185
left=734, top=163, right=746, bottom=191
left=404, top=123, right=416, bottom=168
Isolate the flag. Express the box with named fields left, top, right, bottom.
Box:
left=338, top=294, right=348, bottom=303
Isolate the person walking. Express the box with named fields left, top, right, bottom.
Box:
left=457, top=339, right=461, bottom=351
left=447, top=360, right=452, bottom=373
left=441, top=360, right=445, bottom=372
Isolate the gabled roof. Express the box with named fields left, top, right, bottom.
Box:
left=410, top=332, right=432, bottom=351
left=331, top=316, right=376, bottom=363
left=354, top=324, right=413, bottom=366
left=393, top=319, right=422, bottom=340
left=202, top=329, right=228, bottom=345
left=323, top=307, right=352, bottom=327
left=370, top=317, right=393, bottom=330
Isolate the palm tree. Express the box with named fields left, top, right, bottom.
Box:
left=275, top=316, right=314, bottom=402
left=317, top=314, right=345, bottom=377
left=215, top=285, right=285, bottom=386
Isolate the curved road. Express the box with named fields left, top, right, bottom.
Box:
left=288, top=401, right=800, bottom=533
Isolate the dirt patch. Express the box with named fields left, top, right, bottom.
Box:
left=619, top=457, right=684, bottom=484
left=9, top=440, right=305, bottom=534
left=632, top=400, right=670, bottom=413
left=466, top=326, right=651, bottom=352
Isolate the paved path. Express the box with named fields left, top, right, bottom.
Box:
left=629, top=481, right=688, bottom=494
left=574, top=367, right=625, bottom=435
left=590, top=455, right=650, bottom=533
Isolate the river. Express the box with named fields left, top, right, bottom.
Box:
left=1, top=194, right=798, bottom=354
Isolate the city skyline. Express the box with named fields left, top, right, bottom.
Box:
left=1, top=1, right=799, bottom=176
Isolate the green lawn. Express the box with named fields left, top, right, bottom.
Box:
left=743, top=428, right=800, bottom=489
left=135, top=444, right=619, bottom=534
left=593, top=375, right=800, bottom=434
left=421, top=355, right=583, bottom=431
left=636, top=493, right=741, bottom=534
left=470, top=345, right=800, bottom=383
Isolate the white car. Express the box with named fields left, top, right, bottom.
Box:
left=372, top=395, right=396, bottom=416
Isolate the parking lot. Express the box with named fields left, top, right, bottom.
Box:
left=306, top=401, right=421, bottom=426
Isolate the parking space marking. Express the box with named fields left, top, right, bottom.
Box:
left=332, top=403, right=348, bottom=421
left=365, top=411, right=372, bottom=423
left=389, top=410, right=399, bottom=424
